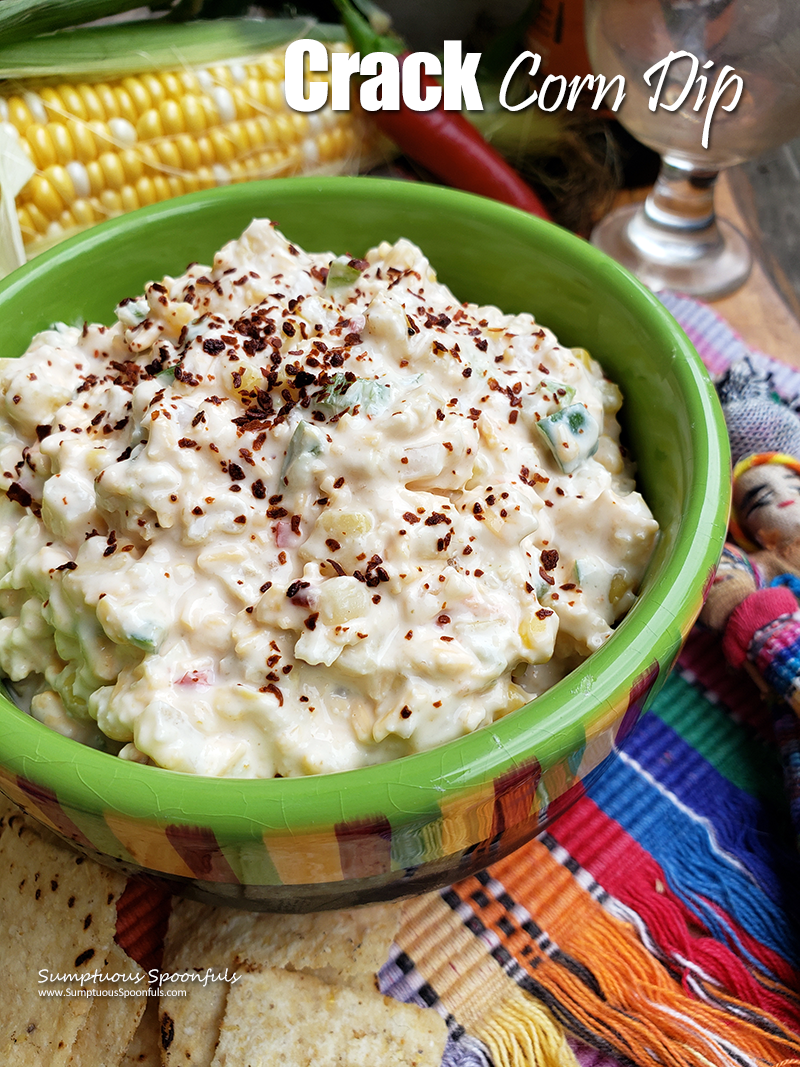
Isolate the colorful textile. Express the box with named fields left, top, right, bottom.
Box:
left=378, top=298, right=800, bottom=1067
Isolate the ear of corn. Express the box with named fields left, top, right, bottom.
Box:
left=0, top=35, right=385, bottom=260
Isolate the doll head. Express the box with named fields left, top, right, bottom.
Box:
left=731, top=452, right=800, bottom=554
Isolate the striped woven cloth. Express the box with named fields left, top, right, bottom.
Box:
left=116, top=295, right=800, bottom=1066
left=377, top=295, right=800, bottom=1067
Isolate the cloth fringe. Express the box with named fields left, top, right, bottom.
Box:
left=399, top=892, right=577, bottom=1067
left=474, top=987, right=579, bottom=1067
left=436, top=841, right=800, bottom=1067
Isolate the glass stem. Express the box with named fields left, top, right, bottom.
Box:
left=626, top=156, right=725, bottom=264
left=643, top=156, right=720, bottom=232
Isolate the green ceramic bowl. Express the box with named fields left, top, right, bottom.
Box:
left=0, top=178, right=730, bottom=910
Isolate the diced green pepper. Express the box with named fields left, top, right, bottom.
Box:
left=315, top=373, right=390, bottom=416
left=325, top=256, right=364, bottom=291
left=536, top=403, right=599, bottom=473
left=281, top=420, right=325, bottom=483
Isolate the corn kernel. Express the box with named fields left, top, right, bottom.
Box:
left=85, top=159, right=105, bottom=197
left=17, top=205, right=37, bottom=238
left=77, top=84, right=106, bottom=123
left=58, top=207, right=77, bottom=232
left=65, top=160, right=91, bottom=198
left=174, top=133, right=201, bottom=172
left=24, top=201, right=50, bottom=234
left=141, top=74, right=166, bottom=108
left=208, top=128, right=236, bottom=164
left=135, top=108, right=164, bottom=142
left=71, top=198, right=98, bottom=227
left=166, top=176, right=184, bottom=198
left=47, top=122, right=75, bottom=165
left=227, top=159, right=246, bottom=183
left=273, top=113, right=297, bottom=145
left=134, top=175, right=158, bottom=206
left=121, top=76, right=151, bottom=115
left=91, top=84, right=117, bottom=120
left=196, top=165, right=216, bottom=189
left=178, top=71, right=201, bottom=95
left=120, top=184, right=139, bottom=213
left=97, top=151, right=125, bottom=191
left=7, top=96, right=35, bottom=133
left=200, top=95, right=220, bottom=128
left=195, top=134, right=215, bottom=166
left=66, top=119, right=98, bottom=164
left=39, top=87, right=64, bottom=121
left=27, top=124, right=58, bottom=169
left=137, top=143, right=161, bottom=174
left=155, top=139, right=182, bottom=171
left=609, top=573, right=630, bottom=607
left=159, top=98, right=185, bottom=137
left=572, top=347, right=593, bottom=368
left=230, top=85, right=254, bottom=120
left=244, top=78, right=268, bottom=108
left=255, top=115, right=277, bottom=147
left=181, top=94, right=207, bottom=135
left=61, top=86, right=89, bottom=122
left=118, top=148, right=144, bottom=184
left=111, top=85, right=137, bottom=125
left=243, top=117, right=268, bottom=149
left=28, top=174, right=65, bottom=220
left=263, top=80, right=282, bottom=110
left=98, top=188, right=123, bottom=215
left=152, top=175, right=171, bottom=201
left=209, top=64, right=234, bottom=87
left=290, top=112, right=310, bottom=138
left=158, top=72, right=183, bottom=100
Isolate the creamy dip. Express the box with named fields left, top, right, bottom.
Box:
left=0, top=221, right=658, bottom=777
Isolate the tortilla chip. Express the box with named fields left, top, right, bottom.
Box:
left=66, top=944, right=147, bottom=1066
left=121, top=998, right=162, bottom=1067
left=158, top=898, right=401, bottom=1067
left=210, top=968, right=447, bottom=1067
left=0, top=805, right=128, bottom=1066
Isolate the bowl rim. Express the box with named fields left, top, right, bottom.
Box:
left=0, top=176, right=731, bottom=835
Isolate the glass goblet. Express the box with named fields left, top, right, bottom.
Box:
left=585, top=0, right=800, bottom=299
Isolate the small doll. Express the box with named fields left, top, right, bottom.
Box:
left=700, top=360, right=800, bottom=715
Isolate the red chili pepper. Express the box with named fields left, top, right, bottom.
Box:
left=333, top=0, right=552, bottom=221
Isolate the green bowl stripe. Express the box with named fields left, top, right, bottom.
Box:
left=60, top=804, right=140, bottom=868
left=219, top=837, right=281, bottom=886
left=387, top=810, right=444, bottom=870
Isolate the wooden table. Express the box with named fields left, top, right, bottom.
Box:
left=712, top=175, right=799, bottom=368
left=613, top=174, right=800, bottom=368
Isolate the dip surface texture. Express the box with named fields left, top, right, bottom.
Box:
left=0, top=221, right=658, bottom=777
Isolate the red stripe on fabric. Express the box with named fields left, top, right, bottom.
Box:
left=163, top=824, right=240, bottom=884
left=678, top=630, right=773, bottom=736
left=335, top=817, right=392, bottom=879
left=14, top=774, right=94, bottom=850
left=115, top=875, right=172, bottom=974
left=549, top=794, right=800, bottom=1025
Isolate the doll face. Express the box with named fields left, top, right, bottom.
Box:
left=734, top=463, right=800, bottom=551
